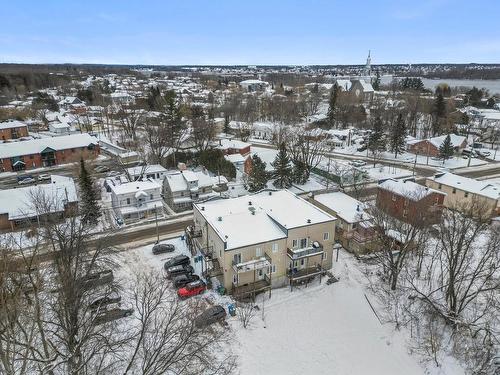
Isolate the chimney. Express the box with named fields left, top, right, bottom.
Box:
left=307, top=219, right=311, bottom=224
left=356, top=204, right=360, bottom=212
left=248, top=201, right=252, bottom=206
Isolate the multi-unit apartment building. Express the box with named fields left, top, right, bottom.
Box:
left=425, top=172, right=500, bottom=217
left=188, top=190, right=336, bottom=299
left=0, top=134, right=99, bottom=172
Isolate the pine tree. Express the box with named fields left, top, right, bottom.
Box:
left=390, top=114, right=407, bottom=159
left=327, top=84, right=339, bottom=127
left=439, top=134, right=454, bottom=163
left=372, top=71, right=381, bottom=91
left=223, top=114, right=230, bottom=134
left=247, top=155, right=268, bottom=192
left=272, top=142, right=293, bottom=188
left=367, top=116, right=386, bottom=166
left=292, top=159, right=308, bottom=184
left=79, top=159, right=101, bottom=226
left=432, top=93, right=446, bottom=135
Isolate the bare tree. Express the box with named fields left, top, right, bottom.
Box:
left=237, top=302, right=257, bottom=329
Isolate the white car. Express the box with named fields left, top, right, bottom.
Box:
left=37, top=174, right=51, bottom=181
left=350, top=160, right=367, bottom=167
left=18, top=177, right=36, bottom=185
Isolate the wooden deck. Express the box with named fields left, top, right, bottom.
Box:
left=232, top=279, right=271, bottom=299
left=288, top=266, right=325, bottom=282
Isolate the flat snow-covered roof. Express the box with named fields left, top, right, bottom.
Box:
left=429, top=173, right=500, bottom=200
left=379, top=179, right=445, bottom=201
left=315, top=192, right=370, bottom=224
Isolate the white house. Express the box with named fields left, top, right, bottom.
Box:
left=110, top=180, right=163, bottom=223
left=239, top=79, right=269, bottom=92
left=126, top=164, right=168, bottom=182
left=109, top=91, right=136, bottom=106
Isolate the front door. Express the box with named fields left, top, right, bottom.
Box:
left=257, top=268, right=264, bottom=280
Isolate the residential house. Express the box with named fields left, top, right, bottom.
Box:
left=312, top=192, right=376, bottom=254
left=239, top=79, right=269, bottom=92
left=188, top=190, right=336, bottom=298
left=0, top=120, right=29, bottom=141
left=376, top=179, right=446, bottom=225
left=0, top=175, right=78, bottom=231
left=0, top=134, right=99, bottom=172
left=215, top=138, right=251, bottom=156
left=425, top=172, right=500, bottom=217
left=407, top=134, right=467, bottom=157
left=109, top=91, right=136, bottom=106
left=58, top=96, right=86, bottom=114
left=164, top=169, right=227, bottom=212
left=110, top=180, right=163, bottom=223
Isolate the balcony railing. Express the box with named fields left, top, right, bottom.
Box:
left=186, top=225, right=202, bottom=238
left=232, top=255, right=271, bottom=273
left=288, top=265, right=325, bottom=281
left=287, top=243, right=323, bottom=260
left=232, top=273, right=271, bottom=298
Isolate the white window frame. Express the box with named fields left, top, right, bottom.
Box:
left=292, top=239, right=298, bottom=249
left=323, top=232, right=330, bottom=241
left=272, top=243, right=279, bottom=253
left=256, top=247, right=262, bottom=257
left=300, top=238, right=307, bottom=248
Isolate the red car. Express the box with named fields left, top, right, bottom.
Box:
left=177, top=280, right=206, bottom=299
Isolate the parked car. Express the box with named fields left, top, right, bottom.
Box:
left=94, top=308, right=133, bottom=325
left=476, top=149, right=491, bottom=157
left=17, top=175, right=36, bottom=185
left=94, top=165, right=110, bottom=173
left=37, top=174, right=51, bottom=181
left=152, top=243, right=175, bottom=255
left=166, top=264, right=194, bottom=279
left=163, top=255, right=190, bottom=270
left=79, top=270, right=114, bottom=290
left=173, top=274, right=200, bottom=288
left=350, top=159, right=366, bottom=167
left=106, top=170, right=121, bottom=177
left=89, top=294, right=122, bottom=310
left=356, top=145, right=367, bottom=152
left=462, top=148, right=477, bottom=157
left=194, top=305, right=227, bottom=329
left=177, top=280, right=206, bottom=299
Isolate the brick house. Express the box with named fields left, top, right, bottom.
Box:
left=376, top=179, right=446, bottom=225
left=0, top=120, right=29, bottom=141
left=407, top=134, right=467, bottom=157
left=216, top=138, right=251, bottom=156
left=0, top=134, right=99, bottom=172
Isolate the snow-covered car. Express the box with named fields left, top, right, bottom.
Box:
left=94, top=308, right=133, bottom=325
left=18, top=177, right=36, bottom=185
left=350, top=160, right=366, bottom=167
left=106, top=170, right=121, bottom=177
left=37, top=174, right=51, bottom=181
left=94, top=165, right=110, bottom=173
left=475, top=149, right=491, bottom=157
left=152, top=243, right=175, bottom=254
left=195, top=305, right=227, bottom=328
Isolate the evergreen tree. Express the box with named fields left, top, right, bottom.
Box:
left=292, top=159, right=308, bottom=185
left=372, top=71, right=381, bottom=91
left=247, top=155, right=268, bottom=192
left=439, top=134, right=454, bottom=162
left=327, top=84, right=339, bottom=127
left=223, top=114, right=230, bottom=134
left=79, top=159, right=101, bottom=226
left=272, top=142, right=293, bottom=188
left=432, top=93, right=447, bottom=135
left=390, top=114, right=407, bottom=158
left=367, top=116, right=386, bottom=166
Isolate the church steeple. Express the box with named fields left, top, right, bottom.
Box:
left=364, top=50, right=371, bottom=76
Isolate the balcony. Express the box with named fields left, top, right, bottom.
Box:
left=232, top=253, right=271, bottom=273
left=232, top=273, right=271, bottom=299
left=186, top=225, right=202, bottom=238
left=287, top=242, right=323, bottom=260
left=288, top=265, right=325, bottom=282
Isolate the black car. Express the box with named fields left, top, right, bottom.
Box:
left=172, top=273, right=200, bottom=288
left=79, top=270, right=114, bottom=290
left=166, top=264, right=194, bottom=279
left=152, top=243, right=175, bottom=254
left=94, top=308, right=133, bottom=325
left=163, top=255, right=190, bottom=270
left=195, top=305, right=227, bottom=329
left=89, top=294, right=122, bottom=310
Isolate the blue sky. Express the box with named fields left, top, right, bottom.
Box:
left=1, top=0, right=499, bottom=65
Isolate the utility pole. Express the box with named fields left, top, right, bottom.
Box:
left=413, top=152, right=418, bottom=177
left=155, top=205, right=159, bottom=243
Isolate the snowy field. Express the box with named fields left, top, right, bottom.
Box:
left=117, top=237, right=463, bottom=375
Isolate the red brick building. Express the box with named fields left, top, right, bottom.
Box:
left=376, top=179, right=446, bottom=225
left=216, top=138, right=251, bottom=156
left=0, top=120, right=29, bottom=141
left=407, top=134, right=467, bottom=157
left=0, top=134, right=99, bottom=172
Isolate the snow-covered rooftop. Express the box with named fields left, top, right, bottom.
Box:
left=0, top=120, right=28, bottom=130
left=315, top=192, right=371, bottom=224
left=429, top=172, right=500, bottom=200
left=195, top=190, right=335, bottom=250
left=379, top=179, right=445, bottom=201
left=0, top=175, right=78, bottom=220
left=110, top=180, right=161, bottom=196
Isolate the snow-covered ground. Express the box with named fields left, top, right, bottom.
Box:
left=117, top=237, right=464, bottom=375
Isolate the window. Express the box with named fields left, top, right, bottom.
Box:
left=403, top=209, right=408, bottom=218
left=300, top=259, right=305, bottom=266
left=233, top=253, right=241, bottom=265
left=300, top=238, right=307, bottom=248
left=322, top=252, right=327, bottom=261
left=256, top=247, right=262, bottom=257
left=150, top=194, right=153, bottom=200
left=292, top=239, right=298, bottom=249
left=438, top=183, right=442, bottom=189
left=126, top=198, right=130, bottom=205
left=404, top=199, right=409, bottom=207
left=271, top=264, right=276, bottom=273
left=464, top=191, right=469, bottom=198
left=272, top=243, right=279, bottom=253
left=71, top=148, right=75, bottom=153
left=392, top=194, right=397, bottom=201
left=452, top=188, right=456, bottom=194
left=233, top=274, right=238, bottom=284
left=323, top=232, right=330, bottom=241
